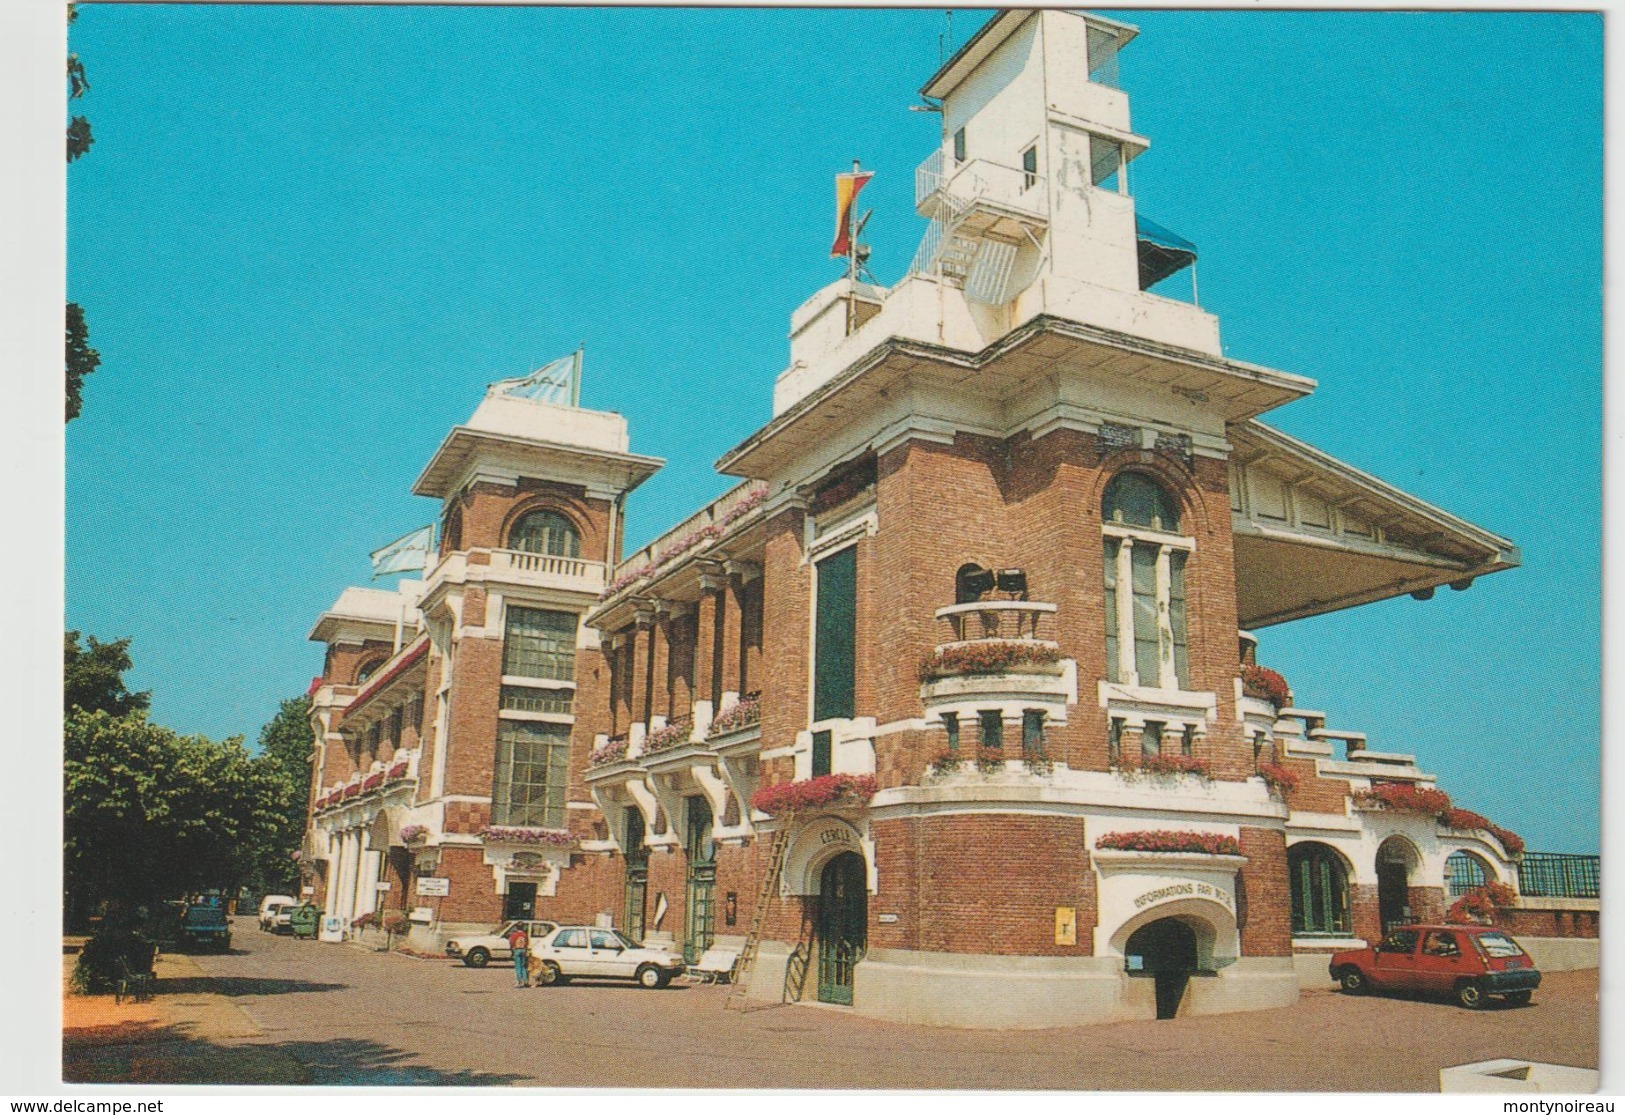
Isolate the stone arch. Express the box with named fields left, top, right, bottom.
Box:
left=781, top=816, right=869, bottom=897
left=1376, top=834, right=1423, bottom=933
left=1286, top=839, right=1354, bottom=936
left=1444, top=848, right=1500, bottom=896
left=1107, top=896, right=1236, bottom=970
left=497, top=494, right=596, bottom=558
left=1086, top=448, right=1210, bottom=536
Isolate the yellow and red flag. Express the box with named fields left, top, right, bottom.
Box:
left=830, top=169, right=874, bottom=258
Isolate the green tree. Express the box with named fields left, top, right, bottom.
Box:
left=67, top=6, right=98, bottom=421
left=64, top=631, right=150, bottom=717
left=65, top=709, right=293, bottom=912
left=248, top=695, right=315, bottom=896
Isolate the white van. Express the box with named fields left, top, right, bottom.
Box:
left=258, top=894, right=296, bottom=931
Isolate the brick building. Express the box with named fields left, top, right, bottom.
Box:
left=300, top=10, right=1594, bottom=1027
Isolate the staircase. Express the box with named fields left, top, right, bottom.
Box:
left=724, top=814, right=796, bottom=1012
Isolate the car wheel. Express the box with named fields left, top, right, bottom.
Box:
left=464, top=948, right=490, bottom=968
left=636, top=965, right=667, bottom=990
left=1506, top=990, right=1533, bottom=1007
left=1456, top=980, right=1486, bottom=1010
left=1338, top=968, right=1366, bottom=995
left=537, top=962, right=561, bottom=987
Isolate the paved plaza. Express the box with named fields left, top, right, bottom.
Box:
left=64, top=918, right=1599, bottom=1091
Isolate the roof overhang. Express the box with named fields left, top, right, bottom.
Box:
left=335, top=637, right=429, bottom=729
left=412, top=427, right=664, bottom=501
left=718, top=314, right=1315, bottom=480
left=1231, top=421, right=1520, bottom=628
left=921, top=10, right=1139, bottom=101
left=309, top=610, right=396, bottom=645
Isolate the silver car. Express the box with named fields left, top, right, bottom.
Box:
left=531, top=926, right=686, bottom=989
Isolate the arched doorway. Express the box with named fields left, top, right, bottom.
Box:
left=815, top=851, right=867, bottom=1005
left=1376, top=836, right=1419, bottom=935
left=1126, top=917, right=1198, bottom=1019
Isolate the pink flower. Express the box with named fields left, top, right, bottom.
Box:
left=751, top=774, right=877, bottom=816
left=707, top=695, right=762, bottom=738
left=919, top=640, right=1061, bottom=680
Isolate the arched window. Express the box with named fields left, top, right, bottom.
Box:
left=509, top=509, right=580, bottom=558
left=355, top=658, right=384, bottom=685
left=1289, top=842, right=1351, bottom=936
left=1101, top=472, right=1190, bottom=689
left=1446, top=850, right=1491, bottom=897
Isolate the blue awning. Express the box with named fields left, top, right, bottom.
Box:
left=1136, top=215, right=1197, bottom=289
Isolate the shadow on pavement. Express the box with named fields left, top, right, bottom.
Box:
left=65, top=1024, right=529, bottom=1086
left=155, top=976, right=348, bottom=998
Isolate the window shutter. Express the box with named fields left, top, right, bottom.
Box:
left=813, top=546, right=857, bottom=722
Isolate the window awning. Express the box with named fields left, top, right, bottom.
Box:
left=1136, top=215, right=1197, bottom=290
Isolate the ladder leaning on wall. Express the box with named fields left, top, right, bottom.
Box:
left=724, top=814, right=796, bottom=1012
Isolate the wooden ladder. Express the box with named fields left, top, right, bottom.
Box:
left=724, top=814, right=795, bottom=1012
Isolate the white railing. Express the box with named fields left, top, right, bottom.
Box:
left=935, top=600, right=1058, bottom=642
left=915, top=155, right=1047, bottom=223
left=490, top=549, right=606, bottom=590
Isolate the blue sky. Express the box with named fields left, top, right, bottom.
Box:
left=65, top=7, right=1601, bottom=853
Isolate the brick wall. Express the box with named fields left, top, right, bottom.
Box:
left=1237, top=826, right=1292, bottom=957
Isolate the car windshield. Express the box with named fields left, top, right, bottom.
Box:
left=184, top=907, right=226, bottom=926
left=613, top=930, right=642, bottom=949
left=1476, top=932, right=1525, bottom=958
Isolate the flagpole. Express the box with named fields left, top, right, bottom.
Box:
left=572, top=345, right=583, bottom=408
left=847, top=159, right=860, bottom=336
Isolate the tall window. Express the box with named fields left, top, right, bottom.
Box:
left=1289, top=842, right=1351, bottom=936
left=1102, top=472, right=1191, bottom=690
left=509, top=510, right=580, bottom=557
left=952, top=127, right=967, bottom=165
left=503, top=606, right=577, bottom=681
left=1021, top=144, right=1038, bottom=190
left=813, top=546, right=857, bottom=722
left=492, top=720, right=570, bottom=828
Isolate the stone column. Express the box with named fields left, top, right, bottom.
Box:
left=335, top=829, right=358, bottom=921
left=630, top=614, right=653, bottom=729
left=718, top=581, right=743, bottom=710
left=322, top=834, right=342, bottom=917
left=356, top=843, right=383, bottom=920
left=694, top=573, right=723, bottom=727
left=650, top=611, right=671, bottom=726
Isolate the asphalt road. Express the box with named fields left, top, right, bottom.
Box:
left=189, top=918, right=1598, bottom=1091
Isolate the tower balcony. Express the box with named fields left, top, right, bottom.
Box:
left=919, top=599, right=1076, bottom=712
left=423, top=547, right=607, bottom=600
left=915, top=152, right=1049, bottom=241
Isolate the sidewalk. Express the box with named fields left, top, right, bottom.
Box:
left=62, top=940, right=308, bottom=1085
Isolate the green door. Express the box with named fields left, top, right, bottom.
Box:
left=683, top=797, right=716, bottom=965
left=816, top=851, right=867, bottom=1005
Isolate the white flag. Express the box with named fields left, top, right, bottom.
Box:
left=370, top=525, right=434, bottom=578
left=490, top=351, right=579, bottom=407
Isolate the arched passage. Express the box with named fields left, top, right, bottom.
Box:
left=815, top=851, right=867, bottom=1005
left=1125, top=917, right=1199, bottom=1019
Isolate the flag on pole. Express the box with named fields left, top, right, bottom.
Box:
left=490, top=350, right=581, bottom=407
left=831, top=169, right=874, bottom=258
left=370, top=525, right=434, bottom=578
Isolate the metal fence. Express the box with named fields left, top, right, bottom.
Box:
left=1517, top=852, right=1600, bottom=899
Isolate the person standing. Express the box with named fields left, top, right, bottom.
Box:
left=507, top=923, right=531, bottom=988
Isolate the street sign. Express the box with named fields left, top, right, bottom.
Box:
left=416, top=877, right=450, bottom=896
left=375, top=881, right=393, bottom=891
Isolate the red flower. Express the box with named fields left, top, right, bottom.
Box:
left=1258, top=761, right=1299, bottom=796
left=751, top=774, right=877, bottom=816
left=1440, top=808, right=1524, bottom=856
left=1132, top=753, right=1211, bottom=778
left=919, top=640, right=1061, bottom=681
left=1446, top=882, right=1517, bottom=924
left=1240, top=664, right=1291, bottom=707
left=1096, top=830, right=1242, bottom=856
left=1355, top=783, right=1452, bottom=815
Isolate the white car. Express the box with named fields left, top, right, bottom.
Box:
left=444, top=919, right=557, bottom=968
left=258, top=895, right=296, bottom=932
left=531, top=926, right=687, bottom=989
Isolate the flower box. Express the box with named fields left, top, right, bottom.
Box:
left=590, top=735, right=630, bottom=766
left=1354, top=783, right=1451, bottom=815
left=342, top=783, right=360, bottom=800
left=644, top=718, right=694, bottom=754
left=386, top=760, right=409, bottom=781
left=1240, top=664, right=1291, bottom=707
left=707, top=694, right=762, bottom=738
left=918, top=640, right=1062, bottom=681
left=752, top=774, right=876, bottom=816
left=480, top=826, right=576, bottom=847
left=1096, top=830, right=1242, bottom=856
left=361, top=771, right=384, bottom=791
left=1129, top=753, right=1211, bottom=779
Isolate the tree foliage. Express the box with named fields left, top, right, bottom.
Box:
left=65, top=710, right=293, bottom=909
left=249, top=695, right=315, bottom=896
left=65, top=630, right=150, bottom=717
left=65, top=302, right=101, bottom=422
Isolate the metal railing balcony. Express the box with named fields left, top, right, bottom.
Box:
left=915, top=153, right=1048, bottom=225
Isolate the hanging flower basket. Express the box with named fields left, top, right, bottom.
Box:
left=399, top=824, right=427, bottom=844
left=751, top=774, right=876, bottom=816
left=1096, top=830, right=1241, bottom=856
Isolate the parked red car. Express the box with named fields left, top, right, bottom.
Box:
left=1330, top=924, right=1540, bottom=1009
